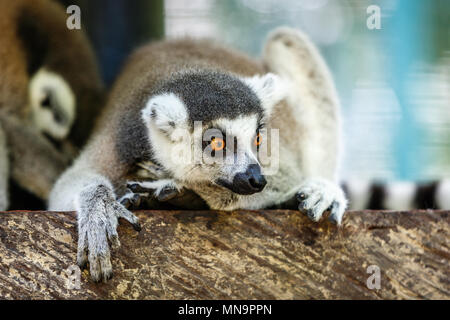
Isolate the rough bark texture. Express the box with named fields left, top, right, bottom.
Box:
left=0, top=210, right=448, bottom=299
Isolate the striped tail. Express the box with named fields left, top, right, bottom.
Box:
left=342, top=179, right=450, bottom=210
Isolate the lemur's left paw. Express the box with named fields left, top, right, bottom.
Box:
left=296, top=178, right=348, bottom=225
left=118, top=179, right=183, bottom=209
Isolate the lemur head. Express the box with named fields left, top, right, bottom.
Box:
left=28, top=68, right=76, bottom=140
left=142, top=70, right=286, bottom=195
left=14, top=0, right=104, bottom=145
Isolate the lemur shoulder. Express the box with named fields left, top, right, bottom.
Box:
left=0, top=0, right=104, bottom=210
left=50, top=27, right=348, bottom=282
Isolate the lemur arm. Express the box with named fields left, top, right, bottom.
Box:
left=0, top=112, right=71, bottom=202
left=0, top=122, right=8, bottom=210
left=259, top=28, right=347, bottom=223
left=262, top=27, right=341, bottom=179
left=48, top=137, right=141, bottom=282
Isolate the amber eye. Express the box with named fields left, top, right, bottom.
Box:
left=254, top=133, right=262, bottom=146
left=211, top=137, right=225, bottom=151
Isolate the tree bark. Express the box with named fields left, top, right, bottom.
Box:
left=0, top=210, right=448, bottom=299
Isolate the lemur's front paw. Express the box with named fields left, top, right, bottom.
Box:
left=78, top=184, right=141, bottom=282
left=296, top=178, right=348, bottom=225
left=118, top=179, right=183, bottom=209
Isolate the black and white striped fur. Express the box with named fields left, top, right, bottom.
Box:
left=343, top=179, right=450, bottom=210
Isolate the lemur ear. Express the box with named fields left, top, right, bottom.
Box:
left=142, top=93, right=188, bottom=139
left=242, top=73, right=288, bottom=116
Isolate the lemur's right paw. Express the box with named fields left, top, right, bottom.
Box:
left=119, top=179, right=183, bottom=209
left=296, top=178, right=348, bottom=225
left=77, top=184, right=141, bottom=282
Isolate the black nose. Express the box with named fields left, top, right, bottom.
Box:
left=232, top=164, right=267, bottom=195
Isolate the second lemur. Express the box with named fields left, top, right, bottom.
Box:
left=0, top=0, right=104, bottom=210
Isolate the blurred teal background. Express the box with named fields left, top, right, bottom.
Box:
left=165, top=0, right=450, bottom=182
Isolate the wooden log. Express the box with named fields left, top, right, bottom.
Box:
left=0, top=210, right=448, bottom=299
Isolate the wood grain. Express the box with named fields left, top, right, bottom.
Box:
left=0, top=210, right=448, bottom=299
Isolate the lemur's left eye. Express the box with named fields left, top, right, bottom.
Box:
left=254, top=133, right=262, bottom=146
left=211, top=137, right=225, bottom=151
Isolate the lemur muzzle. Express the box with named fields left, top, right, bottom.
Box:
left=232, top=164, right=267, bottom=195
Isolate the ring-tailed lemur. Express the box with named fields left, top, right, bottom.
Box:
left=49, top=27, right=348, bottom=282
left=0, top=0, right=104, bottom=210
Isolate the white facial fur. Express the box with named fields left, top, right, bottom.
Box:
left=141, top=93, right=191, bottom=179
left=209, top=115, right=260, bottom=180
left=241, top=73, right=288, bottom=119
left=29, top=68, right=76, bottom=140
left=142, top=94, right=263, bottom=186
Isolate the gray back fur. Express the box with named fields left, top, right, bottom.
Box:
left=155, top=70, right=263, bottom=124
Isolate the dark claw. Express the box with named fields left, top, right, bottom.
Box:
left=132, top=222, right=142, bottom=232
left=121, top=191, right=142, bottom=210
left=328, top=201, right=340, bottom=225
left=91, top=272, right=101, bottom=283
left=128, top=183, right=141, bottom=192
left=297, top=199, right=308, bottom=210
left=77, top=261, right=88, bottom=270
left=128, top=183, right=153, bottom=194
left=120, top=198, right=131, bottom=209
left=132, top=193, right=141, bottom=207
left=306, top=209, right=316, bottom=219
left=157, top=186, right=179, bottom=202
left=328, top=214, right=338, bottom=224
left=296, top=192, right=307, bottom=202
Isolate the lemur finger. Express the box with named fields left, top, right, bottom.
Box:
left=329, top=201, right=345, bottom=225
left=88, top=252, right=102, bottom=282
left=105, top=221, right=121, bottom=250
left=119, top=190, right=142, bottom=209
left=297, top=191, right=322, bottom=210
left=296, top=189, right=326, bottom=221
left=105, top=206, right=120, bottom=248
left=86, top=223, right=111, bottom=282
left=120, top=197, right=132, bottom=209
left=113, top=202, right=142, bottom=232
left=99, top=251, right=113, bottom=282
left=132, top=193, right=142, bottom=207
left=109, top=234, right=121, bottom=250
left=76, top=234, right=88, bottom=269
left=128, top=180, right=181, bottom=200
left=128, top=182, right=155, bottom=193
left=309, top=197, right=333, bottom=222
left=156, top=185, right=179, bottom=202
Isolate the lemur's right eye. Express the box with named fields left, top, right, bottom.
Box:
left=254, top=133, right=262, bottom=146
left=211, top=137, right=225, bottom=151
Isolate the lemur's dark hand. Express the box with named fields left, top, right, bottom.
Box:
left=118, top=179, right=183, bottom=209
